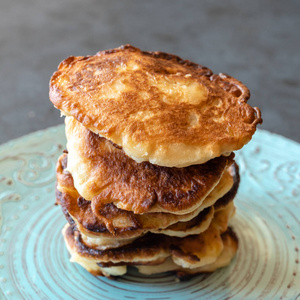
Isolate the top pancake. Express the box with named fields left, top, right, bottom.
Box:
left=50, top=45, right=262, bottom=167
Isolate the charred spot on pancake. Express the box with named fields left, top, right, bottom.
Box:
left=77, top=196, right=89, bottom=208
left=175, top=271, right=194, bottom=281
left=223, top=226, right=239, bottom=245
left=57, top=191, right=76, bottom=228
left=214, top=162, right=240, bottom=210
left=229, top=162, right=240, bottom=185
left=64, top=210, right=76, bottom=228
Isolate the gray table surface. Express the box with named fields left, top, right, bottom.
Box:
left=1, top=0, right=300, bottom=145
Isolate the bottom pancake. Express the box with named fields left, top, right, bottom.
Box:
left=62, top=224, right=238, bottom=278
left=62, top=202, right=238, bottom=278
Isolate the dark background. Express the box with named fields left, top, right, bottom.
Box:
left=1, top=0, right=299, bottom=144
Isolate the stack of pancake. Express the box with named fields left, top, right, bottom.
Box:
left=50, top=45, right=262, bottom=279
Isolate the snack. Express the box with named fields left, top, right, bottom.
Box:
left=49, top=45, right=262, bottom=279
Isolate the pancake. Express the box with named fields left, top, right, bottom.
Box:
left=63, top=116, right=234, bottom=215
left=56, top=153, right=236, bottom=238
left=57, top=185, right=214, bottom=240
left=50, top=44, right=262, bottom=167
left=78, top=206, right=216, bottom=250
left=62, top=223, right=238, bottom=278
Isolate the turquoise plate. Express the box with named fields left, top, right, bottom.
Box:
left=0, top=126, right=299, bottom=300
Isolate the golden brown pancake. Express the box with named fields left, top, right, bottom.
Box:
left=50, top=45, right=261, bottom=167
left=56, top=153, right=235, bottom=238
left=62, top=223, right=238, bottom=278
left=63, top=116, right=234, bottom=215
left=64, top=229, right=238, bottom=278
